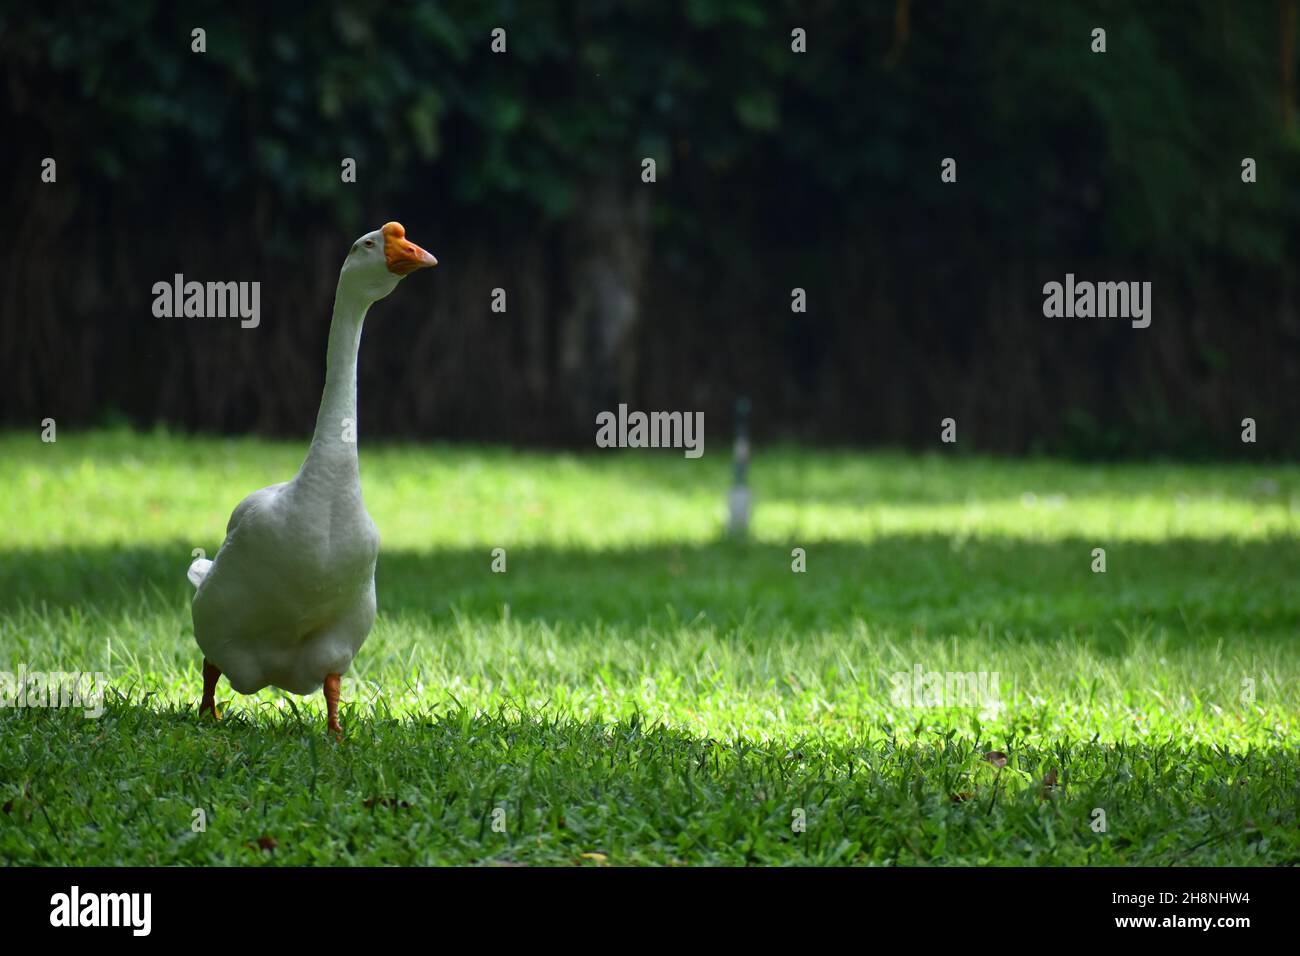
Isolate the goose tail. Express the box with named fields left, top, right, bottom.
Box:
left=187, top=557, right=213, bottom=589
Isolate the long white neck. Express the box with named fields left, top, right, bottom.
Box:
left=298, top=277, right=370, bottom=491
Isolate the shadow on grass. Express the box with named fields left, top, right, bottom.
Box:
left=577, top=449, right=1300, bottom=508
left=2, top=534, right=1298, bottom=641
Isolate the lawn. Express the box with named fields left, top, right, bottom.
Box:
left=1, top=429, right=1298, bottom=865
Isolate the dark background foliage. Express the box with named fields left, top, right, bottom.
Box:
left=2, top=0, right=1298, bottom=456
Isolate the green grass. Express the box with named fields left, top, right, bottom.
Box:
left=2, top=429, right=1299, bottom=865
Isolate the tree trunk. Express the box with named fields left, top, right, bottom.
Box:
left=557, top=176, right=652, bottom=431
left=1282, top=0, right=1297, bottom=130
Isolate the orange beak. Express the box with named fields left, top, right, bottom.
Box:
left=382, top=221, right=438, bottom=275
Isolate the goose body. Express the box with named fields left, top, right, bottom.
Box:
left=190, top=476, right=378, bottom=695
left=188, top=222, right=436, bottom=728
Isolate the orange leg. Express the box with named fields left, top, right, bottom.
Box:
left=324, top=673, right=342, bottom=738
left=199, top=658, right=221, bottom=719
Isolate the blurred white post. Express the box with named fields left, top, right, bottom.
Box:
left=727, top=396, right=752, bottom=537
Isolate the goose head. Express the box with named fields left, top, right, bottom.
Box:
left=340, top=221, right=437, bottom=303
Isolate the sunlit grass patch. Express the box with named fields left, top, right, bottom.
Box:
left=1, top=429, right=1297, bottom=864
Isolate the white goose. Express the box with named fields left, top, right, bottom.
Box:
left=188, top=221, right=437, bottom=735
